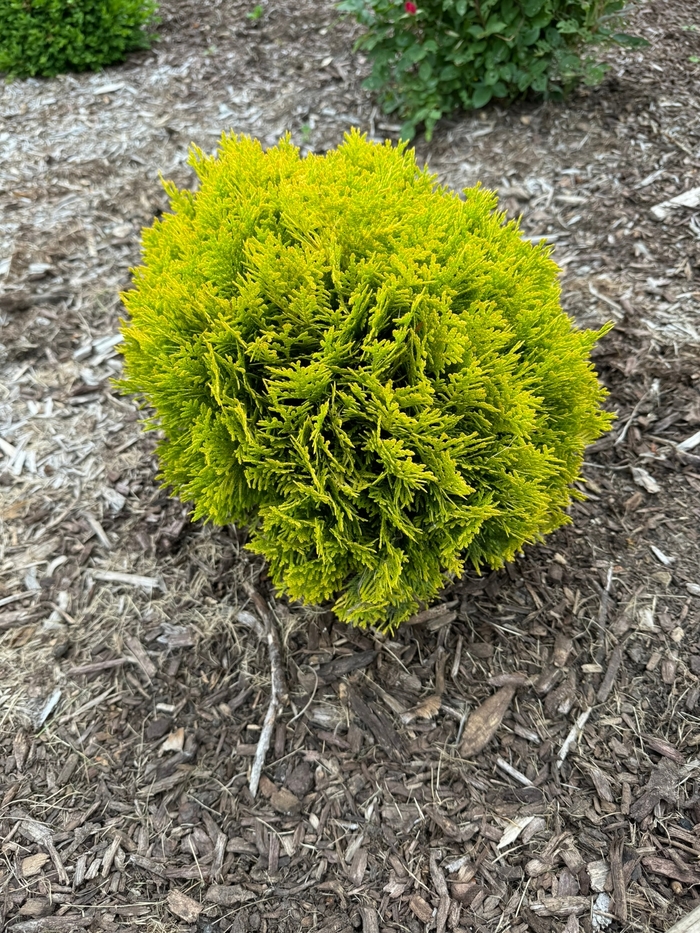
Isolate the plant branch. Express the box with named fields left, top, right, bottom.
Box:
left=240, top=582, right=288, bottom=798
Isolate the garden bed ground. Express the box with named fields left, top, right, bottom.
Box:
left=1, top=1, right=700, bottom=931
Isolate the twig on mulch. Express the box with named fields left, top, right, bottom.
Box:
left=594, top=563, right=614, bottom=665
left=614, top=390, right=648, bottom=447
left=238, top=582, right=289, bottom=798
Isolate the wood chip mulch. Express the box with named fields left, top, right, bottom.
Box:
left=1, top=0, right=700, bottom=931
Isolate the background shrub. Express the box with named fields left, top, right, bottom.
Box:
left=339, top=0, right=647, bottom=138
left=120, top=131, right=612, bottom=631
left=0, top=0, right=159, bottom=78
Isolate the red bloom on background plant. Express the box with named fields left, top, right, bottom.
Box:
left=404, top=2, right=417, bottom=13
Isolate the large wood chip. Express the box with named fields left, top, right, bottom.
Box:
left=531, top=896, right=589, bottom=917
left=459, top=685, right=515, bottom=757
left=124, top=634, right=157, bottom=679
left=167, top=890, right=203, bottom=923
left=359, top=907, right=380, bottom=933
left=21, top=853, right=50, bottom=877
left=400, top=694, right=442, bottom=724
left=641, top=733, right=685, bottom=764
left=137, top=766, right=193, bottom=797
left=409, top=894, right=433, bottom=923
left=9, top=919, right=92, bottom=933
left=642, top=856, right=700, bottom=886
left=270, top=787, right=301, bottom=815
left=629, top=759, right=679, bottom=821
left=315, top=649, right=377, bottom=683
left=596, top=643, right=623, bottom=703
left=347, top=685, right=404, bottom=758
left=205, top=884, right=257, bottom=906
left=129, top=853, right=167, bottom=878
left=404, top=600, right=458, bottom=626
left=588, top=767, right=614, bottom=803
left=425, top=804, right=466, bottom=841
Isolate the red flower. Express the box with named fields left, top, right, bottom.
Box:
left=404, top=2, right=417, bottom=13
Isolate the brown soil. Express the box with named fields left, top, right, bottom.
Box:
left=1, top=1, right=700, bottom=932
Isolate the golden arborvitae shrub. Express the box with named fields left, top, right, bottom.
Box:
left=120, top=131, right=612, bottom=630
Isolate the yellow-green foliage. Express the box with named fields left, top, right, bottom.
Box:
left=120, top=131, right=612, bottom=631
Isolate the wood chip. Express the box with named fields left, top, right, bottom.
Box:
left=589, top=767, right=614, bottom=803
left=553, top=633, right=573, bottom=668
left=596, top=643, right=623, bottom=702
left=629, top=759, right=679, bottom=821
left=124, top=634, right=157, bottom=679
left=21, top=853, right=50, bottom=877
left=360, top=907, right=380, bottom=933
left=315, top=649, right=377, bottom=683
left=167, top=890, right=203, bottom=923
left=587, top=859, right=610, bottom=893
left=137, top=766, right=193, bottom=798
left=160, top=727, right=185, bottom=753
left=651, top=185, right=700, bottom=220
left=496, top=757, right=533, bottom=787
left=610, top=838, right=627, bottom=923
left=631, top=466, right=660, bottom=494
left=459, top=685, right=516, bottom=757
left=424, top=804, right=470, bottom=841
left=270, top=787, right=301, bottom=815
left=498, top=815, right=535, bottom=849
left=641, top=732, right=685, bottom=763
left=531, top=896, right=589, bottom=917
left=400, top=694, right=442, bottom=724
left=91, top=569, right=164, bottom=590
left=347, top=685, right=404, bottom=758
left=404, top=600, right=458, bottom=626
left=556, top=708, right=592, bottom=768
left=409, top=894, right=433, bottom=923
left=205, top=884, right=257, bottom=906
left=642, top=856, right=700, bottom=886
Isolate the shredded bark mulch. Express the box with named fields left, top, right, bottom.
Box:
left=1, top=1, right=699, bottom=931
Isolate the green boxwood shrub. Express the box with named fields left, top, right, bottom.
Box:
left=338, top=0, right=647, bottom=139
left=120, top=131, right=612, bottom=630
left=0, top=0, right=159, bottom=79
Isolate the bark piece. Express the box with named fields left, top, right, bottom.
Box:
left=270, top=787, right=301, bottom=815
left=409, top=894, right=433, bottom=923
left=629, top=759, right=678, bottom=821
left=531, top=896, right=589, bottom=917
left=316, top=649, right=377, bottom=683
left=642, top=856, right=700, bottom=886
left=460, top=685, right=515, bottom=757
left=347, top=685, right=404, bottom=758
left=167, top=890, right=203, bottom=923
left=205, top=884, right=257, bottom=905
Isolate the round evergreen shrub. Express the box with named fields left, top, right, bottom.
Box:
left=120, top=131, right=612, bottom=631
left=0, top=0, right=159, bottom=79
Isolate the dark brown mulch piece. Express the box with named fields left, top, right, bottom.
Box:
left=315, top=649, right=378, bottom=683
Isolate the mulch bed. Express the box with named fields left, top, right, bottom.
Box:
left=1, top=1, right=700, bottom=931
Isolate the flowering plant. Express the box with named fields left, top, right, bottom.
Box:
left=339, top=0, right=647, bottom=139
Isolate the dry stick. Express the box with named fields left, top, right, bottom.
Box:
left=614, top=391, right=648, bottom=447
left=594, top=564, right=614, bottom=667
left=241, top=582, right=289, bottom=798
